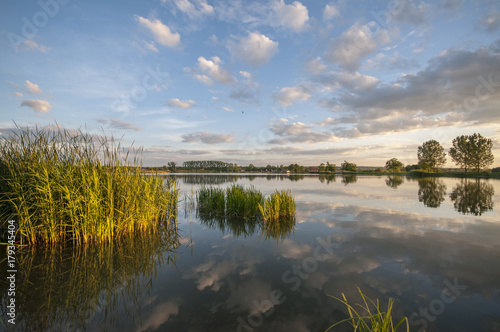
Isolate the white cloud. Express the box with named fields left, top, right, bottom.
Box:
left=324, top=23, right=392, bottom=71
left=143, top=41, right=159, bottom=52
left=389, top=0, right=431, bottom=25
left=270, top=0, right=309, bottom=32
left=20, top=99, right=52, bottom=113
left=13, top=92, right=23, bottom=97
left=137, top=301, right=179, bottom=332
left=305, top=57, right=328, bottom=75
left=268, top=118, right=338, bottom=144
left=195, top=74, right=213, bottom=85
left=97, top=118, right=141, bottom=131
left=24, top=80, right=43, bottom=94
left=182, top=131, right=234, bottom=144
left=135, top=16, right=181, bottom=48
left=168, top=98, right=195, bottom=108
left=228, top=32, right=279, bottom=65
left=337, top=72, right=379, bottom=90
left=323, top=3, right=339, bottom=20
left=274, top=85, right=311, bottom=106
left=197, top=56, right=235, bottom=84
left=172, top=0, right=214, bottom=18
left=239, top=71, right=252, bottom=79
left=24, top=39, right=49, bottom=53
left=479, top=9, right=500, bottom=32
left=223, top=106, right=234, bottom=112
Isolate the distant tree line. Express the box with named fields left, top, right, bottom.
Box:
left=182, top=160, right=238, bottom=172
left=149, top=133, right=494, bottom=175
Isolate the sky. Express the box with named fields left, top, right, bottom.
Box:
left=1, top=0, right=499, bottom=167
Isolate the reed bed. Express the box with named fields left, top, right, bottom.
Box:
left=0, top=126, right=178, bottom=247
left=196, top=184, right=296, bottom=240
left=226, top=184, right=264, bottom=219
left=258, top=190, right=295, bottom=222
left=197, top=184, right=265, bottom=220
left=326, top=288, right=409, bottom=332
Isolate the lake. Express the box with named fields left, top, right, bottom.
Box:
left=1, top=174, right=499, bottom=332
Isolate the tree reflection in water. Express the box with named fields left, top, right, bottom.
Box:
left=318, top=173, right=336, bottom=184
left=450, top=178, right=495, bottom=216
left=418, top=178, right=447, bottom=208
left=341, top=174, right=357, bottom=185
left=385, top=176, right=404, bottom=189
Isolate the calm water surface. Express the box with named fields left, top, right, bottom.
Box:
left=1, top=174, right=499, bottom=332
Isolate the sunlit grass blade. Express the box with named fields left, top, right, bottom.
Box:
left=326, top=287, right=409, bottom=332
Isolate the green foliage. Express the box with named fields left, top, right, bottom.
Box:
left=182, top=160, right=237, bottom=172
left=247, top=163, right=257, bottom=172
left=326, top=162, right=336, bottom=173
left=341, top=160, right=357, bottom=172
left=417, top=139, right=446, bottom=171
left=226, top=184, right=264, bottom=219
left=197, top=186, right=226, bottom=217
left=258, top=190, right=295, bottom=222
left=0, top=125, right=178, bottom=247
left=197, top=185, right=296, bottom=225
left=449, top=133, right=494, bottom=173
left=493, top=167, right=500, bottom=173
left=197, top=184, right=265, bottom=220
left=326, top=288, right=409, bottom=332
left=385, top=158, right=404, bottom=172
left=319, top=162, right=336, bottom=173
left=288, top=163, right=306, bottom=173
left=167, top=161, right=176, bottom=172
left=404, top=164, right=419, bottom=172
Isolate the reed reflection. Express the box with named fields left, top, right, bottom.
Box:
left=0, top=227, right=180, bottom=332
left=450, top=179, right=495, bottom=216
left=418, top=178, right=447, bottom=208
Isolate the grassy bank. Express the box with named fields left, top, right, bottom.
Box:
left=0, top=126, right=178, bottom=247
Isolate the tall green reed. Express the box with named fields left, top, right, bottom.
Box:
left=0, top=125, right=178, bottom=247
left=258, top=190, right=295, bottom=222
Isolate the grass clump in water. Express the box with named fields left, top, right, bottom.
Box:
left=197, top=186, right=226, bottom=217
left=226, top=184, right=264, bottom=219
left=258, top=190, right=295, bottom=222
left=326, top=288, right=409, bottom=332
left=0, top=125, right=178, bottom=247
left=197, top=184, right=264, bottom=220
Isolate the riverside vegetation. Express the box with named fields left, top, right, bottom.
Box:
left=0, top=126, right=179, bottom=247
left=196, top=184, right=296, bottom=240
left=197, top=184, right=295, bottom=222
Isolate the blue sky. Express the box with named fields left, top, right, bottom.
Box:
left=1, top=0, right=499, bottom=167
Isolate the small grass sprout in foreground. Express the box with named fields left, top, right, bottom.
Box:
left=326, top=288, right=409, bottom=332
left=0, top=125, right=178, bottom=247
